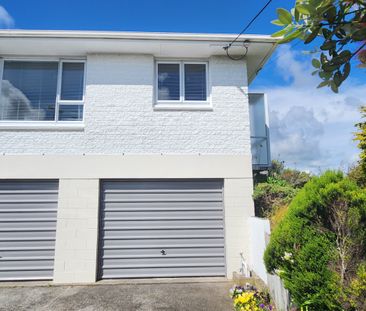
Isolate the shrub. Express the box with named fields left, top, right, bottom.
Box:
left=253, top=177, right=298, bottom=218
left=264, top=171, right=366, bottom=310
left=253, top=160, right=310, bottom=219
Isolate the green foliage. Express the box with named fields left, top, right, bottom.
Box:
left=264, top=171, right=366, bottom=310
left=355, top=106, right=366, bottom=180
left=348, top=162, right=366, bottom=188
left=272, top=0, right=366, bottom=92
left=253, top=160, right=311, bottom=218
left=253, top=179, right=297, bottom=218
left=348, top=263, right=366, bottom=310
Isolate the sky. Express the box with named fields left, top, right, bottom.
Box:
left=0, top=0, right=365, bottom=172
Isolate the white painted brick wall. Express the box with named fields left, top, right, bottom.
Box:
left=0, top=55, right=251, bottom=155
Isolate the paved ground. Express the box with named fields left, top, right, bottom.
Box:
left=0, top=280, right=233, bottom=311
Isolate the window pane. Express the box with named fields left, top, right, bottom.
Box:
left=184, top=64, right=207, bottom=101
left=157, top=64, right=180, bottom=101
left=58, top=105, right=83, bottom=121
left=61, top=62, right=84, bottom=100
left=0, top=61, right=58, bottom=121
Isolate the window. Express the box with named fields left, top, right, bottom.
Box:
left=0, top=59, right=85, bottom=122
left=156, top=61, right=208, bottom=105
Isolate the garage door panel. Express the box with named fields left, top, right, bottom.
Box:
left=103, top=180, right=223, bottom=191
left=103, top=247, right=225, bottom=258
left=0, top=180, right=58, bottom=281
left=104, top=256, right=225, bottom=267
left=102, top=210, right=223, bottom=220
left=104, top=201, right=223, bottom=211
left=102, top=237, right=224, bottom=248
left=103, top=228, right=224, bottom=239
left=101, top=266, right=226, bottom=279
left=99, top=180, right=225, bottom=279
left=0, top=211, right=57, bottom=220
left=0, top=221, right=56, bottom=230
left=104, top=192, right=222, bottom=202
left=0, top=230, right=56, bottom=240
left=0, top=269, right=54, bottom=281
left=0, top=239, right=56, bottom=249
left=0, top=259, right=54, bottom=270
left=0, top=249, right=55, bottom=258
left=0, top=202, right=58, bottom=210
left=102, top=219, right=223, bottom=230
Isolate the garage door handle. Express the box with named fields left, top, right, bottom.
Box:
left=160, top=250, right=167, bottom=256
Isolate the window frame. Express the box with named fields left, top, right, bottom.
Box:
left=155, top=60, right=211, bottom=110
left=0, top=57, right=86, bottom=128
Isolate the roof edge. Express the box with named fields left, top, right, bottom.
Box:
left=0, top=29, right=279, bottom=43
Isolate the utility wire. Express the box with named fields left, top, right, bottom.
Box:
left=224, top=0, right=273, bottom=50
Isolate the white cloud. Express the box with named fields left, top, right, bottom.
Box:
left=0, top=6, right=14, bottom=29
left=254, top=45, right=366, bottom=172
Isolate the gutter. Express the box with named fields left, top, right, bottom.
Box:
left=0, top=29, right=279, bottom=44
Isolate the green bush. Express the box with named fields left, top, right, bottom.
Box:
left=264, top=171, right=366, bottom=310
left=253, top=178, right=297, bottom=218
left=253, top=160, right=311, bottom=219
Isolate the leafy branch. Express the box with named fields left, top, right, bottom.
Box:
left=272, top=0, right=366, bottom=93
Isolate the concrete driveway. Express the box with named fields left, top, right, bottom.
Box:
left=0, top=279, right=233, bottom=311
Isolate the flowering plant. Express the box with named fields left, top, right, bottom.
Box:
left=230, top=284, right=273, bottom=311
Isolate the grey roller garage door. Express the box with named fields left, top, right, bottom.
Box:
left=0, top=180, right=59, bottom=281
left=99, top=180, right=225, bottom=279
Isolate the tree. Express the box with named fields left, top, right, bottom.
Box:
left=272, top=0, right=366, bottom=93
left=264, top=171, right=366, bottom=310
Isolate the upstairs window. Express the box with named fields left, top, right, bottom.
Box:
left=0, top=60, right=85, bottom=122
left=156, top=61, right=208, bottom=104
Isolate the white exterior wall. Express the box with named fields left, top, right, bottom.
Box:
left=53, top=179, right=99, bottom=283
left=224, top=179, right=255, bottom=277
left=0, top=55, right=250, bottom=155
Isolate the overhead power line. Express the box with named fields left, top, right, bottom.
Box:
left=224, top=0, right=273, bottom=60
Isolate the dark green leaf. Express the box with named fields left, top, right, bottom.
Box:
left=332, top=50, right=352, bottom=65
left=324, top=5, right=336, bottom=23
left=320, top=40, right=336, bottom=50
left=305, top=27, right=321, bottom=44
left=312, top=70, right=319, bottom=76
left=319, top=70, right=333, bottom=80
left=277, top=8, right=293, bottom=25
left=294, top=7, right=300, bottom=22
left=312, top=59, right=321, bottom=68
left=330, top=80, right=339, bottom=93
left=322, top=28, right=332, bottom=40
left=333, top=71, right=342, bottom=86
left=317, top=80, right=329, bottom=88
left=343, top=62, right=351, bottom=80
left=322, top=62, right=340, bottom=72
left=351, top=28, right=366, bottom=41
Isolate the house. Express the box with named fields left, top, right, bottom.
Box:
left=0, top=30, right=276, bottom=283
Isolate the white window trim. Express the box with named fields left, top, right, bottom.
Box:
left=154, top=60, right=212, bottom=111
left=0, top=57, right=86, bottom=128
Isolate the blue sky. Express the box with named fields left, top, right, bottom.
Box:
left=0, top=0, right=365, bottom=172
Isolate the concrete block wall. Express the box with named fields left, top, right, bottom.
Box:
left=0, top=55, right=251, bottom=156
left=53, top=179, right=99, bottom=283
left=224, top=178, right=255, bottom=277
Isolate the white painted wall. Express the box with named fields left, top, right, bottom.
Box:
left=53, top=179, right=99, bottom=283
left=248, top=217, right=271, bottom=284
left=0, top=55, right=251, bottom=155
